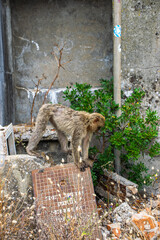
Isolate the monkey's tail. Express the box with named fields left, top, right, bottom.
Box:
left=26, top=104, right=54, bottom=156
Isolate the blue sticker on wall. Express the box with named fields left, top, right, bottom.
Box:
left=114, top=25, right=121, bottom=37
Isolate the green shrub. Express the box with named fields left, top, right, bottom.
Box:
left=63, top=79, right=160, bottom=187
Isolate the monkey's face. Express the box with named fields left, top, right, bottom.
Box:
left=96, top=120, right=105, bottom=131
left=91, top=113, right=105, bottom=132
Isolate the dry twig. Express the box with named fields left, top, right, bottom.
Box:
left=42, top=45, right=71, bottom=105
left=30, top=73, right=47, bottom=125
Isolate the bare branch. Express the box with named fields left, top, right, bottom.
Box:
left=42, top=45, right=70, bottom=105
left=31, top=74, right=47, bottom=125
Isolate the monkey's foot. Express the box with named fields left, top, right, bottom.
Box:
left=77, top=161, right=87, bottom=172
left=84, top=159, right=94, bottom=168
left=26, top=148, right=45, bottom=161
left=26, top=148, right=40, bottom=157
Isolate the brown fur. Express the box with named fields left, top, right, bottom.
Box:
left=26, top=104, right=105, bottom=171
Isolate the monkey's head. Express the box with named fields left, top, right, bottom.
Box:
left=89, top=113, right=105, bottom=132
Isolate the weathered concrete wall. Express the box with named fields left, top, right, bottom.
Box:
left=11, top=0, right=113, bottom=123
left=121, top=0, right=160, bottom=114
left=121, top=0, right=160, bottom=172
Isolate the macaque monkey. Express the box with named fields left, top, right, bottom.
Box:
left=26, top=104, right=105, bottom=171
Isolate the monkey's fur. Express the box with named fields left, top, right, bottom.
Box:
left=26, top=104, right=105, bottom=171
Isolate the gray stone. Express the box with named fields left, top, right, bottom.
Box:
left=112, top=202, right=136, bottom=224
left=101, top=226, right=110, bottom=240
left=1, top=154, right=48, bottom=200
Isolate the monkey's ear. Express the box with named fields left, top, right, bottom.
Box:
left=93, top=117, right=100, bottom=123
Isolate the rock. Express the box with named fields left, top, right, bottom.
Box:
left=1, top=154, right=47, bottom=200
left=158, top=222, right=160, bottom=237
left=131, top=211, right=160, bottom=240
left=151, top=209, right=160, bottom=217
left=112, top=202, right=136, bottom=224
left=146, top=198, right=160, bottom=210
left=106, top=223, right=121, bottom=238
left=101, top=226, right=110, bottom=239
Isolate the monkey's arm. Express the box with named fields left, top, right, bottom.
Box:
left=72, top=128, right=86, bottom=171
left=82, top=132, right=91, bottom=160
left=82, top=132, right=94, bottom=168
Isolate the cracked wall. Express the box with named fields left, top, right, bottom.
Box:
left=121, top=0, right=160, bottom=171
left=122, top=0, right=160, bottom=114
left=11, top=0, right=113, bottom=123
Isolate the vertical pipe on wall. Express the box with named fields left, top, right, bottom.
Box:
left=0, top=0, right=5, bottom=126
left=113, top=0, right=121, bottom=174
left=0, top=0, right=14, bottom=125
left=4, top=0, right=14, bottom=125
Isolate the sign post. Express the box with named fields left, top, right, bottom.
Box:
left=113, top=0, right=122, bottom=174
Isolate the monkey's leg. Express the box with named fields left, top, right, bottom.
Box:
left=26, top=126, right=46, bottom=156
left=72, top=129, right=86, bottom=171
left=57, top=130, right=69, bottom=153
left=26, top=110, right=50, bottom=156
